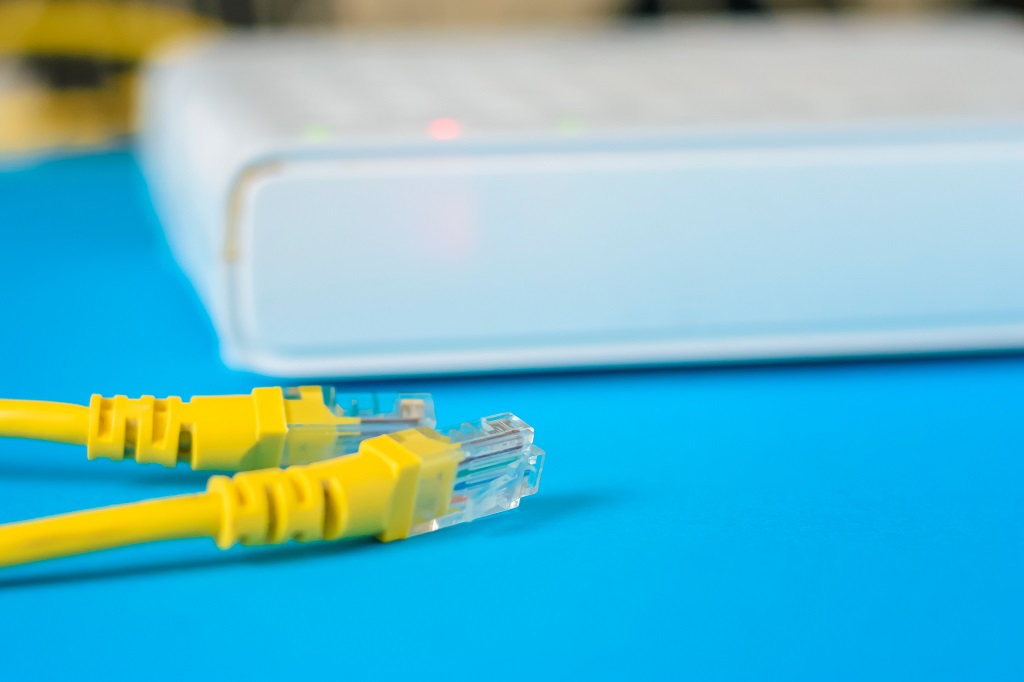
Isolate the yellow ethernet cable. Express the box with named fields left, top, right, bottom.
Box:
left=0, top=415, right=545, bottom=568
left=0, top=386, right=434, bottom=471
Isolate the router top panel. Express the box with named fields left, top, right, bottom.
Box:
left=150, top=18, right=1024, bottom=142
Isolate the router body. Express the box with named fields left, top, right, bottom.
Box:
left=141, top=20, right=1024, bottom=376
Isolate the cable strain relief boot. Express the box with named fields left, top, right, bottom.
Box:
left=207, top=467, right=327, bottom=549
left=204, top=431, right=448, bottom=549
left=86, top=394, right=184, bottom=467
left=85, top=388, right=291, bottom=470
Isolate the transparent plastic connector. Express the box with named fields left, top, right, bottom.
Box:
left=282, top=387, right=436, bottom=465
left=409, top=413, right=545, bottom=537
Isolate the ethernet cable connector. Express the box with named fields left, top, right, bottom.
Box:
left=281, top=386, right=435, bottom=466
left=0, top=385, right=435, bottom=471
left=407, top=413, right=546, bottom=538
left=0, top=413, right=546, bottom=567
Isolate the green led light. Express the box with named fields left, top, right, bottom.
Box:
left=303, top=123, right=332, bottom=142
left=557, top=116, right=584, bottom=135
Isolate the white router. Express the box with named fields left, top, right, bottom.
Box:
left=140, top=18, right=1024, bottom=377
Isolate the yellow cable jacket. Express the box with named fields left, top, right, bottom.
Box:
left=0, top=493, right=220, bottom=568
left=0, top=399, right=90, bottom=445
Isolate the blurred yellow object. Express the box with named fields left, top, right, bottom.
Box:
left=0, top=0, right=218, bottom=153
left=0, top=0, right=216, bottom=59
left=0, top=73, right=134, bottom=152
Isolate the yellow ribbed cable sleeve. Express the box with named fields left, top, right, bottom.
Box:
left=0, top=387, right=374, bottom=470
left=0, top=399, right=90, bottom=445
left=0, top=427, right=462, bottom=569
left=0, top=493, right=220, bottom=568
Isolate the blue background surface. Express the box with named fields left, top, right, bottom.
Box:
left=1, top=151, right=1023, bottom=679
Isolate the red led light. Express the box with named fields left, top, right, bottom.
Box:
left=429, top=118, right=461, bottom=140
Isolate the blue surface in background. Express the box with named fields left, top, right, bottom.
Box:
left=1, top=152, right=1023, bottom=679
